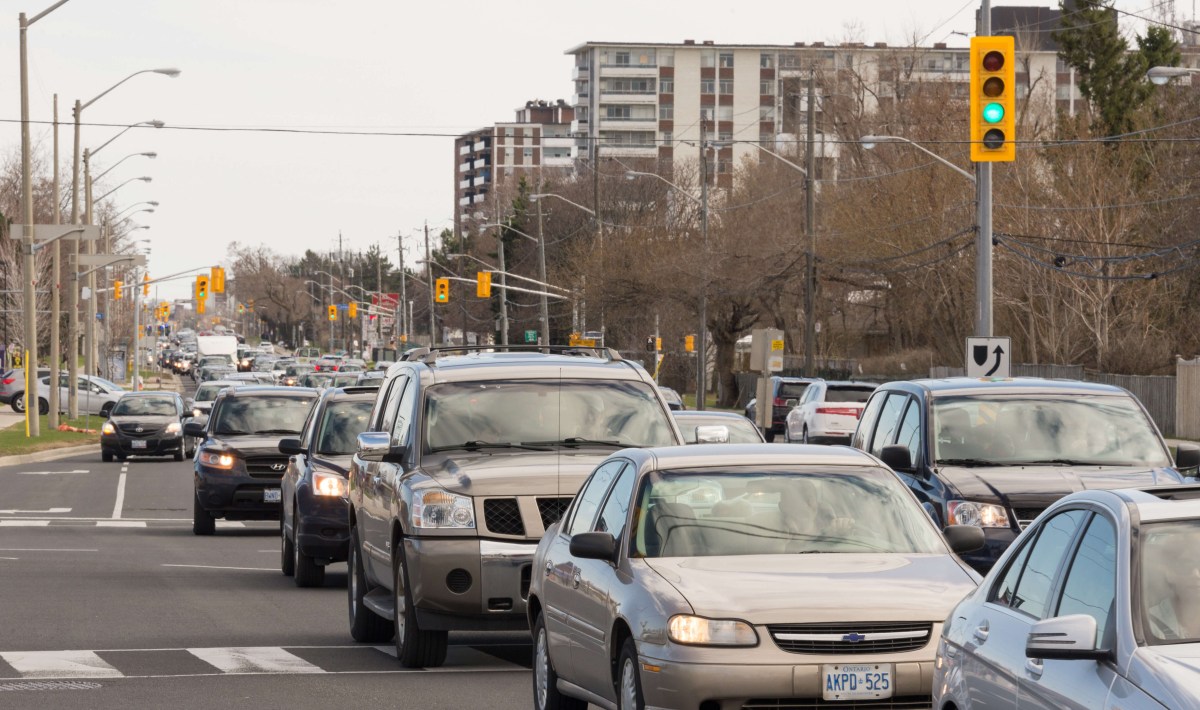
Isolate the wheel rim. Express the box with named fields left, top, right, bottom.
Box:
left=620, top=656, right=638, bottom=710
left=534, top=627, right=550, bottom=710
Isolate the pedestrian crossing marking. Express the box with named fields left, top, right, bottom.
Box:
left=0, top=651, right=122, bottom=679
left=187, top=647, right=324, bottom=674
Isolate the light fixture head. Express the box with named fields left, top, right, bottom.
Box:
left=138, top=176, right=152, bottom=183
left=148, top=120, right=165, bottom=128
left=142, top=152, right=157, bottom=158
left=154, top=68, right=182, bottom=78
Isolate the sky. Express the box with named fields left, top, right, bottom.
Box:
left=0, top=0, right=1164, bottom=300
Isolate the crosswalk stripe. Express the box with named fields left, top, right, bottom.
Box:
left=187, top=647, right=325, bottom=674
left=0, top=651, right=123, bottom=679
left=95, top=521, right=147, bottom=528
left=0, top=520, right=50, bottom=527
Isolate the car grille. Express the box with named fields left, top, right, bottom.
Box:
left=537, top=497, right=572, bottom=529
left=743, top=697, right=931, bottom=709
left=117, top=423, right=162, bottom=438
left=767, top=622, right=932, bottom=655
left=1013, top=507, right=1044, bottom=529
left=483, top=498, right=525, bottom=536
left=244, top=456, right=289, bottom=479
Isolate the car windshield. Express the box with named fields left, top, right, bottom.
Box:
left=315, top=400, right=375, bottom=455
left=252, top=359, right=278, bottom=372
left=824, top=385, right=875, bottom=403
left=1141, top=521, right=1200, bottom=644
left=112, top=397, right=177, bottom=416
left=211, top=396, right=316, bottom=436
left=932, top=394, right=1170, bottom=467
left=423, top=379, right=675, bottom=452
left=632, top=468, right=946, bottom=557
left=677, top=416, right=763, bottom=443
left=194, top=384, right=227, bottom=402
left=332, top=375, right=360, bottom=387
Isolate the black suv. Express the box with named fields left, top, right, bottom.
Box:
left=852, top=377, right=1200, bottom=572
left=345, top=346, right=682, bottom=667
left=744, top=376, right=816, bottom=442
left=185, top=386, right=319, bottom=535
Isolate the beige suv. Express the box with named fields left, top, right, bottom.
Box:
left=346, top=346, right=681, bottom=667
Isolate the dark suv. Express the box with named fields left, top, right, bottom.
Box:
left=185, top=386, right=319, bottom=535
left=345, top=346, right=682, bottom=667
left=744, top=376, right=816, bottom=442
left=851, top=377, right=1200, bottom=572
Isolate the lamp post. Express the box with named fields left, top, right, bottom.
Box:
left=313, top=269, right=338, bottom=351
left=522, top=193, right=600, bottom=339
left=478, top=217, right=549, bottom=346
left=1146, top=66, right=1200, bottom=85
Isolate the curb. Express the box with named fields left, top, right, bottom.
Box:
left=0, top=444, right=99, bottom=467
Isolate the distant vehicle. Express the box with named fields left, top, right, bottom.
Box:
left=326, top=373, right=360, bottom=389
left=658, top=386, right=684, bottom=411
left=353, top=371, right=385, bottom=389
left=101, top=391, right=194, bottom=462
left=674, top=410, right=765, bottom=443
left=196, top=335, right=239, bottom=370
left=300, top=372, right=334, bottom=389
left=744, top=376, right=818, bottom=442
left=371, top=360, right=395, bottom=372
left=259, top=341, right=276, bottom=354
left=313, top=355, right=342, bottom=372
left=2, top=367, right=50, bottom=413
left=294, top=347, right=321, bottom=362
left=191, top=379, right=240, bottom=418
left=785, top=380, right=877, bottom=444
left=36, top=374, right=124, bottom=417
left=281, top=363, right=316, bottom=387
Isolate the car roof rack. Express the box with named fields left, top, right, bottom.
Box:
left=401, top=344, right=623, bottom=366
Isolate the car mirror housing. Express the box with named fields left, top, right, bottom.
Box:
left=357, top=432, right=391, bottom=462
left=278, top=438, right=306, bottom=456
left=1026, top=614, right=1109, bottom=661
left=1176, top=443, right=1200, bottom=470
left=695, top=425, right=730, bottom=444
left=943, top=524, right=986, bottom=554
left=880, top=444, right=913, bottom=472
left=570, top=531, right=619, bottom=563
left=183, top=420, right=207, bottom=438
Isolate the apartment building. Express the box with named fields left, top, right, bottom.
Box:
left=454, top=99, right=575, bottom=230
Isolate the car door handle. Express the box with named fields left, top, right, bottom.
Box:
left=572, top=570, right=581, bottom=589
left=973, top=621, right=989, bottom=643
left=1024, top=658, right=1043, bottom=678
left=545, top=561, right=553, bottom=575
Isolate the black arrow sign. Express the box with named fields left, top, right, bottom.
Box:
left=985, top=345, right=1005, bottom=376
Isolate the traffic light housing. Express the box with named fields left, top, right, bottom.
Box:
left=211, top=266, right=226, bottom=294
left=476, top=271, right=492, bottom=298
left=328, top=305, right=337, bottom=321
left=970, top=35, right=1016, bottom=162
left=684, top=334, right=696, bottom=352
left=197, top=299, right=206, bottom=315
left=113, top=280, right=123, bottom=300
left=435, top=278, right=450, bottom=303
left=142, top=273, right=150, bottom=297
left=196, top=276, right=209, bottom=300
left=645, top=336, right=655, bottom=352
left=348, top=302, right=357, bottom=319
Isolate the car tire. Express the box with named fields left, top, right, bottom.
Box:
left=185, top=439, right=195, bottom=458
left=100, top=402, right=114, bottom=418
left=102, top=450, right=113, bottom=463
left=347, top=527, right=392, bottom=643
left=533, top=612, right=586, bottom=710
left=293, top=515, right=325, bottom=588
left=280, top=520, right=295, bottom=576
left=192, top=492, right=215, bottom=536
left=173, top=449, right=184, bottom=462
left=763, top=430, right=776, bottom=443
left=802, top=427, right=810, bottom=444
left=617, top=638, right=645, bottom=710
left=11, top=393, right=25, bottom=413
left=38, top=398, right=49, bottom=415
left=394, top=549, right=447, bottom=668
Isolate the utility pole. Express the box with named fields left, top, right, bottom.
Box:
left=976, top=0, right=994, bottom=337
left=20, top=11, right=39, bottom=437
left=536, top=195, right=550, bottom=347
left=327, top=264, right=334, bottom=353
left=375, top=247, right=382, bottom=349
left=397, top=231, right=406, bottom=349
left=131, top=265, right=140, bottom=391
left=424, top=222, right=436, bottom=346
left=804, top=67, right=817, bottom=377
left=49, top=95, right=60, bottom=427
left=696, top=118, right=709, bottom=411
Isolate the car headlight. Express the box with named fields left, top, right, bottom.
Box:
left=668, top=615, right=758, bottom=647
left=166, top=422, right=182, bottom=434
left=412, top=489, right=475, bottom=529
left=101, top=422, right=115, bottom=435
left=313, top=470, right=347, bottom=497
left=947, top=500, right=1009, bottom=528
left=198, top=450, right=235, bottom=470
left=192, top=408, right=202, bottom=417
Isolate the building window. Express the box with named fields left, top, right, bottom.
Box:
left=717, top=160, right=731, bottom=174
left=701, top=79, right=715, bottom=94
left=718, top=105, right=733, bottom=121
left=701, top=49, right=716, bottom=68
left=718, top=131, right=732, bottom=141
left=659, top=103, right=673, bottom=120
left=719, top=79, right=733, bottom=94
left=661, top=130, right=672, bottom=145
left=761, top=80, right=775, bottom=95
left=614, top=51, right=631, bottom=66
left=660, top=78, right=674, bottom=94
left=780, top=52, right=800, bottom=68
left=700, top=107, right=715, bottom=122
left=605, top=78, right=654, bottom=94
left=505, top=128, right=514, bottom=136
left=660, top=50, right=674, bottom=67
left=759, top=132, right=774, bottom=146
left=759, top=105, right=776, bottom=121
left=719, top=52, right=734, bottom=68
left=523, top=147, right=533, bottom=157
left=606, top=105, right=632, bottom=119
left=760, top=53, right=774, bottom=68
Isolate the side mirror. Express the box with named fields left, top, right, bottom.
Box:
left=99, top=408, right=110, bottom=419
left=1026, top=614, right=1108, bottom=661
left=695, top=425, right=730, bottom=444
left=357, top=431, right=391, bottom=462
left=943, top=524, right=986, bottom=554
left=1176, top=443, right=1200, bottom=470
left=880, top=444, right=914, bottom=472
left=183, top=420, right=207, bottom=438
left=570, top=531, right=618, bottom=563
left=278, top=438, right=306, bottom=456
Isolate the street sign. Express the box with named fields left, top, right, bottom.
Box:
left=524, top=330, right=538, bottom=344
left=965, top=336, right=1011, bottom=378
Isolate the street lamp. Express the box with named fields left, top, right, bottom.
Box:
left=525, top=192, right=600, bottom=342
left=1146, top=65, right=1200, bottom=85
left=112, top=201, right=159, bottom=222
left=93, top=152, right=156, bottom=183
left=94, top=176, right=152, bottom=205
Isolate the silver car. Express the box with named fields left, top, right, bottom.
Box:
left=528, top=444, right=984, bottom=710
left=934, top=485, right=1200, bottom=710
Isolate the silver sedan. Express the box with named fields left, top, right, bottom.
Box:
left=528, top=444, right=985, bottom=710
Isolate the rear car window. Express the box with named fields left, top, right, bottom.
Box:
left=777, top=382, right=810, bottom=400
left=825, top=386, right=875, bottom=403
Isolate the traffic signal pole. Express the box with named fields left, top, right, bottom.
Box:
left=976, top=0, right=993, bottom=338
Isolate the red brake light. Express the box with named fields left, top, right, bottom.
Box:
left=1, top=378, right=13, bottom=385
left=816, top=407, right=860, bottom=417
left=773, top=397, right=786, bottom=407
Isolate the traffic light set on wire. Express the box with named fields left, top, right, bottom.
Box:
left=969, top=35, right=1015, bottom=162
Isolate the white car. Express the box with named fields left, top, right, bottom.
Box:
left=36, top=374, right=125, bottom=416
left=259, top=341, right=275, bottom=354
left=784, top=380, right=877, bottom=444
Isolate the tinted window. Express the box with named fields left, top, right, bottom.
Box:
left=1007, top=509, right=1087, bottom=618
left=566, top=461, right=626, bottom=537
left=377, top=375, right=407, bottom=433
left=111, top=397, right=177, bottom=416
left=595, top=466, right=635, bottom=540
left=314, top=400, right=375, bottom=455
left=992, top=536, right=1034, bottom=608
left=1056, top=515, right=1116, bottom=644
left=895, top=399, right=922, bottom=464
left=825, top=386, right=875, bottom=403
left=1140, top=520, right=1200, bottom=644
left=211, top=396, right=317, bottom=436
left=869, top=393, right=909, bottom=457
left=777, top=382, right=810, bottom=400
left=391, top=377, right=417, bottom=447
left=852, top=391, right=887, bottom=450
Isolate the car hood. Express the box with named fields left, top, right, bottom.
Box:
left=421, top=450, right=613, bottom=497
left=206, top=434, right=300, bottom=457
left=644, top=553, right=977, bottom=624
left=1129, top=644, right=1200, bottom=707
left=938, top=465, right=1182, bottom=508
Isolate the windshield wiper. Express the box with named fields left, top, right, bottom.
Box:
left=526, top=437, right=627, bottom=448
left=253, top=429, right=300, bottom=435
left=214, top=429, right=251, bottom=436
left=429, top=441, right=552, bottom=453
left=1018, top=458, right=1109, bottom=466
left=935, top=458, right=1004, bottom=467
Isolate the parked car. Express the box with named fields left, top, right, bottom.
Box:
left=347, top=345, right=682, bottom=667
left=184, top=386, right=320, bottom=535
left=528, top=444, right=984, bottom=710
left=36, top=374, right=124, bottom=417
left=658, top=386, right=684, bottom=411
left=191, top=379, right=239, bottom=418
left=784, top=380, right=877, bottom=444
left=673, top=410, right=764, bottom=443
left=935, top=484, right=1200, bottom=710
left=743, top=376, right=817, bottom=442
left=2, top=367, right=50, bottom=413
left=101, top=391, right=194, bottom=462
left=850, top=377, right=1200, bottom=573
left=278, top=386, right=377, bottom=587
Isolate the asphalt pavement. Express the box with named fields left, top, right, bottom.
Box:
left=0, top=448, right=536, bottom=710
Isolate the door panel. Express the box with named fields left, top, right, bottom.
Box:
left=540, top=533, right=577, bottom=682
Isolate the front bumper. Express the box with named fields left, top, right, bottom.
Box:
left=102, top=433, right=183, bottom=456
left=295, top=490, right=350, bottom=563
left=195, top=466, right=282, bottom=520
left=403, top=537, right=535, bottom=631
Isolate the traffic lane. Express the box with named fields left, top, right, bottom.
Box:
left=0, top=665, right=533, bottom=710
left=0, top=452, right=123, bottom=520
left=119, top=456, right=197, bottom=521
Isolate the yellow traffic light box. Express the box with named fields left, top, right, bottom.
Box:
left=970, top=36, right=1016, bottom=162
left=435, top=278, right=450, bottom=303
left=348, top=302, right=358, bottom=319
left=114, top=280, right=123, bottom=300
left=142, top=273, right=150, bottom=296
left=476, top=271, right=492, bottom=298
left=196, top=276, right=210, bottom=300
left=211, top=266, right=226, bottom=293
left=327, top=305, right=337, bottom=321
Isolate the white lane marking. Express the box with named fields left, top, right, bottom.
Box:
left=0, top=651, right=123, bottom=679
left=0, top=508, right=71, bottom=514
left=216, top=521, right=245, bottom=528
left=0, top=521, right=50, bottom=527
left=95, top=521, right=146, bottom=528
left=161, top=564, right=276, bottom=572
left=0, top=548, right=97, bottom=552
left=374, top=645, right=397, bottom=658
left=0, top=556, right=17, bottom=560
left=111, top=473, right=127, bottom=519
left=187, top=647, right=325, bottom=675
left=16, top=470, right=89, bottom=476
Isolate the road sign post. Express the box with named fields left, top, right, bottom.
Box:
left=965, top=336, right=1011, bottom=378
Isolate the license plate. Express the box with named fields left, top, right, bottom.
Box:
left=822, top=664, right=893, bottom=701
left=263, top=489, right=281, bottom=503
left=130, top=440, right=147, bottom=449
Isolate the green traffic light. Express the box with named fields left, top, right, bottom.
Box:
left=983, top=102, right=1004, bottom=124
